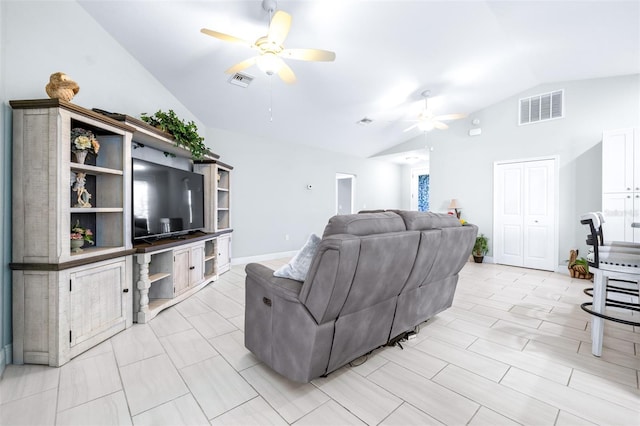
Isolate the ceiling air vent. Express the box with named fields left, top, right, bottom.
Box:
left=357, top=117, right=374, bottom=125
left=228, top=72, right=254, bottom=88
left=519, top=89, right=563, bottom=125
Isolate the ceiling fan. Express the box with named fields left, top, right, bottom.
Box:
left=403, top=90, right=466, bottom=132
left=200, top=0, right=336, bottom=84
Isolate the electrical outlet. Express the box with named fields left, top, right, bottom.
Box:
left=285, top=234, right=290, bottom=241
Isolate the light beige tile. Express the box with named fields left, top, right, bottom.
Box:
left=569, top=369, right=640, bottom=411
left=446, top=318, right=529, bottom=350
left=416, top=322, right=477, bottom=348
left=468, top=338, right=572, bottom=384
left=218, top=286, right=245, bottom=306
left=132, top=394, right=209, bottom=426
left=228, top=314, right=245, bottom=331
left=470, top=304, right=543, bottom=328
left=380, top=402, right=443, bottom=425
left=111, top=323, right=165, bottom=367
left=159, top=328, right=219, bottom=369
left=468, top=406, right=520, bottom=426
left=432, top=306, right=498, bottom=328
left=0, top=388, right=57, bottom=426
left=187, top=310, right=237, bottom=339
left=174, top=296, right=214, bottom=318
left=57, top=390, right=132, bottom=426
left=524, top=340, right=638, bottom=387
left=209, top=330, right=260, bottom=371
left=456, top=293, right=514, bottom=311
left=149, top=307, right=193, bottom=337
left=0, top=364, right=59, bottom=404
left=241, top=363, right=329, bottom=423
left=210, top=396, right=287, bottom=426
left=368, top=362, right=479, bottom=425
left=577, top=340, right=640, bottom=370
left=120, top=354, right=189, bottom=416
left=555, top=410, right=598, bottom=426
left=294, top=400, right=366, bottom=426
left=181, top=355, right=257, bottom=420
left=539, top=320, right=636, bottom=355
left=501, top=368, right=640, bottom=425
left=313, top=368, right=402, bottom=425
left=378, top=344, right=447, bottom=379
left=415, top=337, right=509, bottom=382
left=72, top=339, right=114, bottom=362
left=490, top=319, right=580, bottom=352
left=509, top=305, right=588, bottom=330
left=196, top=288, right=244, bottom=318
left=346, top=347, right=389, bottom=377
left=58, top=350, right=122, bottom=411
left=587, top=319, right=640, bottom=343
left=433, top=364, right=558, bottom=425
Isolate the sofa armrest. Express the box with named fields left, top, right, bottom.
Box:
left=245, top=263, right=304, bottom=302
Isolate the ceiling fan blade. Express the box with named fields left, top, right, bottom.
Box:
left=225, top=57, right=257, bottom=74
left=277, top=59, right=297, bottom=84
left=282, top=48, right=336, bottom=62
left=403, top=123, right=419, bottom=132
left=200, top=28, right=253, bottom=47
left=268, top=10, right=292, bottom=45
left=433, top=121, right=449, bottom=130
left=432, top=113, right=466, bottom=121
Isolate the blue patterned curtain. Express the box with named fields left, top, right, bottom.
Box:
left=418, top=174, right=430, bottom=212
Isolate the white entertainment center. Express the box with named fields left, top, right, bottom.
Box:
left=10, top=99, right=233, bottom=365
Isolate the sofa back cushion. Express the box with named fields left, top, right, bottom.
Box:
left=394, top=210, right=461, bottom=231
left=322, top=212, right=406, bottom=238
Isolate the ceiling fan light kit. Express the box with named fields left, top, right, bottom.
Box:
left=200, top=0, right=335, bottom=84
left=403, top=90, right=466, bottom=133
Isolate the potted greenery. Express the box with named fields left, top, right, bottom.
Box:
left=473, top=234, right=489, bottom=263
left=140, top=109, right=207, bottom=159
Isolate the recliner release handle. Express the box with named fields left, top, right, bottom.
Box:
left=263, top=297, right=272, bottom=307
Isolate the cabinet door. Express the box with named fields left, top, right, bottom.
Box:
left=69, top=260, right=128, bottom=348
left=173, top=248, right=191, bottom=295
left=218, top=235, right=231, bottom=274
left=602, top=128, right=635, bottom=193
left=602, top=193, right=634, bottom=242
left=190, top=245, right=205, bottom=286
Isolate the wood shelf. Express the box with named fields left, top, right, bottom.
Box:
left=71, top=163, right=123, bottom=176
left=149, top=272, right=171, bottom=284
left=70, top=207, right=124, bottom=213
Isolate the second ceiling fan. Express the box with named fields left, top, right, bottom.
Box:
left=201, top=0, right=336, bottom=84
left=403, top=90, right=466, bottom=132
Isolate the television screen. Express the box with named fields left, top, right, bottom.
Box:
left=132, top=158, right=205, bottom=241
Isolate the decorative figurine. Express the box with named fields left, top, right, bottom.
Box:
left=45, top=72, right=79, bottom=102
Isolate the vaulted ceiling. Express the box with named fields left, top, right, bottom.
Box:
left=80, top=1, right=640, bottom=158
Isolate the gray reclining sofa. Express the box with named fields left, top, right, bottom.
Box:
left=244, top=210, right=478, bottom=382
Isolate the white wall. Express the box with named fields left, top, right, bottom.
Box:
left=0, top=0, right=9, bottom=374
left=388, top=74, right=640, bottom=267
left=206, top=127, right=403, bottom=259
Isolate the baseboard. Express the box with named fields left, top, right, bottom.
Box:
left=0, top=343, right=12, bottom=377
left=231, top=250, right=297, bottom=265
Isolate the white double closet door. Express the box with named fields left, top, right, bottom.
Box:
left=494, top=157, right=558, bottom=271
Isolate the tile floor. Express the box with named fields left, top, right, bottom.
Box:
left=1, top=260, right=639, bottom=425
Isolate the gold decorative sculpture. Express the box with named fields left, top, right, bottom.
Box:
left=45, top=72, right=79, bottom=102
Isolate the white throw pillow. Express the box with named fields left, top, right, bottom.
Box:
left=273, top=234, right=321, bottom=282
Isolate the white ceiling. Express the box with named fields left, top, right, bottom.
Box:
left=79, top=0, right=640, bottom=158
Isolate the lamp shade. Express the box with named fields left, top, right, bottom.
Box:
left=448, top=199, right=460, bottom=209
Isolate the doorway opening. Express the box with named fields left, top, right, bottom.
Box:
left=336, top=173, right=356, bottom=215
left=411, top=168, right=430, bottom=211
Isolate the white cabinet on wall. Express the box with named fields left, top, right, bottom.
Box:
left=602, top=128, right=640, bottom=242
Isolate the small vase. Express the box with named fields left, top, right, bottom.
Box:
left=73, top=150, right=88, bottom=164
left=70, top=239, right=84, bottom=253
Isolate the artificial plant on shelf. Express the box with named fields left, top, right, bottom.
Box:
left=70, top=220, right=94, bottom=245
left=70, top=128, right=100, bottom=163
left=140, top=109, right=207, bottom=159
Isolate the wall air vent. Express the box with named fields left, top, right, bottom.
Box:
left=519, top=89, right=563, bottom=125
left=228, top=72, right=254, bottom=88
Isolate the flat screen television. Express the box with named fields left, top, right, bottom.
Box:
left=132, top=158, right=205, bottom=241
